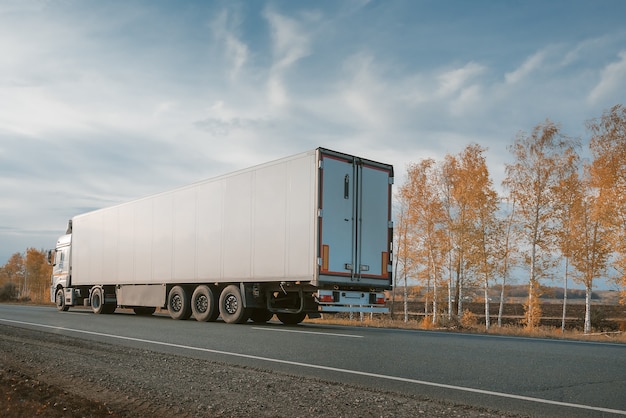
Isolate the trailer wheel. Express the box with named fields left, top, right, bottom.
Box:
left=218, top=285, right=250, bottom=324
left=91, top=287, right=105, bottom=314
left=276, top=312, right=307, bottom=325
left=168, top=286, right=192, bottom=320
left=191, top=285, right=219, bottom=322
left=55, top=288, right=69, bottom=312
left=133, top=307, right=156, bottom=316
left=249, top=309, right=274, bottom=323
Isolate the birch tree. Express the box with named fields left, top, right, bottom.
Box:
left=588, top=104, right=626, bottom=301
left=393, top=200, right=414, bottom=322
left=552, top=148, right=581, bottom=332
left=495, top=196, right=519, bottom=327
left=451, top=144, right=499, bottom=329
left=503, top=120, right=578, bottom=328
left=399, top=159, right=447, bottom=323
left=567, top=169, right=612, bottom=333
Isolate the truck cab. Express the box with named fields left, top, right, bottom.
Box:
left=49, top=234, right=71, bottom=311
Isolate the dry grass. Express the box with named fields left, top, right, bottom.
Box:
left=305, top=315, right=626, bottom=344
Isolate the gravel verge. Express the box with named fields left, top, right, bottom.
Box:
left=0, top=324, right=523, bottom=417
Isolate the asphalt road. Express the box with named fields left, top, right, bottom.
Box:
left=1, top=304, right=625, bottom=417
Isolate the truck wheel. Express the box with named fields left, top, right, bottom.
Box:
left=249, top=309, right=274, bottom=323
left=191, top=285, right=218, bottom=322
left=55, top=288, right=69, bottom=312
left=133, top=307, right=156, bottom=316
left=276, top=312, right=307, bottom=325
left=168, top=286, right=192, bottom=320
left=218, top=285, right=250, bottom=324
left=91, top=287, right=105, bottom=314
left=91, top=287, right=116, bottom=314
left=102, top=303, right=116, bottom=314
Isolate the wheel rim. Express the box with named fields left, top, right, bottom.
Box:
left=195, top=295, right=208, bottom=313
left=171, top=294, right=182, bottom=312
left=92, top=292, right=101, bottom=309
left=224, top=294, right=238, bottom=314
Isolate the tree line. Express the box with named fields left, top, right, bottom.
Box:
left=395, top=104, right=625, bottom=334
left=0, top=249, right=51, bottom=303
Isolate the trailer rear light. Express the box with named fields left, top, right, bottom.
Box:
left=319, top=294, right=334, bottom=303
left=375, top=296, right=386, bottom=305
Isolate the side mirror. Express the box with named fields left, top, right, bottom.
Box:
left=47, top=250, right=55, bottom=266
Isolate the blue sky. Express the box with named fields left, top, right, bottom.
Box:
left=1, top=0, right=625, bottom=288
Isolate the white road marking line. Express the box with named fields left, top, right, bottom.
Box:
left=2, top=318, right=624, bottom=416
left=251, top=326, right=363, bottom=338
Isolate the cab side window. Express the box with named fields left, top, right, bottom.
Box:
left=54, top=249, right=67, bottom=274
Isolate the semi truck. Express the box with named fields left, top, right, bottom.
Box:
left=49, top=148, right=393, bottom=325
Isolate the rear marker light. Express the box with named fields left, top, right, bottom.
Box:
left=319, top=294, right=334, bottom=303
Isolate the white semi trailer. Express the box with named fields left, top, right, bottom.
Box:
left=49, top=148, right=393, bottom=325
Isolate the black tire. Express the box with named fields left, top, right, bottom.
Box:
left=276, top=312, right=307, bottom=325
left=249, top=308, right=274, bottom=323
left=191, top=285, right=219, bottom=322
left=91, top=287, right=116, bottom=314
left=133, top=307, right=156, bottom=316
left=168, top=286, right=192, bottom=320
left=102, top=303, right=117, bottom=314
left=91, top=287, right=105, bottom=314
left=55, top=288, right=69, bottom=312
left=218, top=285, right=250, bottom=324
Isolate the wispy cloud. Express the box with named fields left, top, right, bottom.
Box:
left=505, top=50, right=546, bottom=84
left=437, top=62, right=486, bottom=97
left=264, top=8, right=313, bottom=107
left=210, top=9, right=249, bottom=80
left=588, top=50, right=626, bottom=104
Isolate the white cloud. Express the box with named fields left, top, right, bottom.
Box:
left=0, top=85, right=90, bottom=138
left=210, top=9, right=249, bottom=80
left=337, top=53, right=389, bottom=129
left=264, top=9, right=312, bottom=107
left=437, top=62, right=486, bottom=97
left=505, top=50, right=546, bottom=84
left=265, top=11, right=311, bottom=71
left=588, top=50, right=626, bottom=104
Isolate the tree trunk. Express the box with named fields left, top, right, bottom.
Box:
left=457, top=282, right=463, bottom=318
left=432, top=276, right=437, bottom=324
left=561, top=258, right=569, bottom=333
left=391, top=256, right=398, bottom=321
left=424, top=278, right=430, bottom=317
left=403, top=272, right=408, bottom=323
left=584, top=285, right=592, bottom=334
left=527, top=240, right=537, bottom=327
left=498, top=281, right=505, bottom=327
left=447, top=272, right=453, bottom=320
left=484, top=275, right=490, bottom=330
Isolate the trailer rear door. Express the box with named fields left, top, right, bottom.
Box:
left=318, top=150, right=392, bottom=289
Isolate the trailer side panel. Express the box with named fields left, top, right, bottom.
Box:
left=71, top=150, right=318, bottom=286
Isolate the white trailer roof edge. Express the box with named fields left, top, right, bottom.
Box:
left=71, top=147, right=392, bottom=220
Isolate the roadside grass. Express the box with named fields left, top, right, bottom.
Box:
left=305, top=314, right=626, bottom=344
